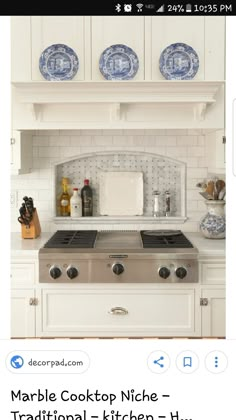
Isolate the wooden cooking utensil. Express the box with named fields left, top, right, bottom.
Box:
left=205, top=180, right=215, bottom=198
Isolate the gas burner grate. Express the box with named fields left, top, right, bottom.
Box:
left=140, top=230, right=194, bottom=248
left=43, top=230, right=97, bottom=248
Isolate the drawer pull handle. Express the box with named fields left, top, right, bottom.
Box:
left=29, top=298, right=38, bottom=306
left=108, top=307, right=128, bottom=315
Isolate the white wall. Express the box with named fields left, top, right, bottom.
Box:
left=11, top=129, right=208, bottom=233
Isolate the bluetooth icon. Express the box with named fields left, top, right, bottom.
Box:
left=115, top=3, right=121, bottom=12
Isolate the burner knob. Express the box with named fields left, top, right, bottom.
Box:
left=158, top=266, right=171, bottom=279
left=66, top=266, right=79, bottom=279
left=112, top=263, right=124, bottom=275
left=49, top=265, right=62, bottom=279
left=175, top=266, right=187, bottom=279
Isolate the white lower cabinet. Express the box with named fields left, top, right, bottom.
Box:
left=11, top=257, right=225, bottom=338
left=200, top=288, right=226, bottom=337
left=11, top=289, right=36, bottom=337
left=36, top=287, right=200, bottom=337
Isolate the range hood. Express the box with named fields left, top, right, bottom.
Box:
left=12, top=80, right=224, bottom=130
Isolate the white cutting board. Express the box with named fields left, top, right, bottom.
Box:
left=99, top=171, right=143, bottom=216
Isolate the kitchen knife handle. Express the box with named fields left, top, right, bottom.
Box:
left=108, top=307, right=128, bottom=315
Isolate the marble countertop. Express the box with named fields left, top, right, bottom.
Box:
left=11, top=231, right=225, bottom=258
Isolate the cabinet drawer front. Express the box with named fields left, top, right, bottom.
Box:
left=39, top=289, right=197, bottom=337
left=11, top=263, right=36, bottom=287
left=200, top=263, right=225, bottom=284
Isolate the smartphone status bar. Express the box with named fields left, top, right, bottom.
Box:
left=3, top=2, right=236, bottom=15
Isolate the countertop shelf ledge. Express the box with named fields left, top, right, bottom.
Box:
left=53, top=216, right=188, bottom=224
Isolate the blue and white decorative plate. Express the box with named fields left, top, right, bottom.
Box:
left=99, top=44, right=139, bottom=80
left=39, top=44, right=79, bottom=81
left=159, top=43, right=199, bottom=80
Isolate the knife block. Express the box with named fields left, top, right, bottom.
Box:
left=21, top=209, right=41, bottom=239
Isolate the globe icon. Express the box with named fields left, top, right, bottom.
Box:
left=10, top=355, right=24, bottom=369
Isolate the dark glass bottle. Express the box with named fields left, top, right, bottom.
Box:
left=81, top=179, right=93, bottom=217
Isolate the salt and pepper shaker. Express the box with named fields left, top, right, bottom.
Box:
left=153, top=191, right=161, bottom=217
left=165, top=191, right=171, bottom=217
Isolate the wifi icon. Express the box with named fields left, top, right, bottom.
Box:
left=136, top=3, right=143, bottom=12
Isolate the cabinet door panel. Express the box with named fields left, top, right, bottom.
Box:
left=151, top=17, right=204, bottom=80
left=11, top=289, right=35, bottom=338
left=38, top=288, right=198, bottom=337
left=200, top=262, right=225, bottom=285
left=31, top=16, right=85, bottom=81
left=201, top=289, right=225, bottom=337
left=11, top=262, right=36, bottom=287
left=91, top=17, right=145, bottom=81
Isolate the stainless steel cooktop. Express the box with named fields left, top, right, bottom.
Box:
left=39, top=230, right=198, bottom=284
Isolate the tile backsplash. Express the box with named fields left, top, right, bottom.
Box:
left=11, top=129, right=210, bottom=233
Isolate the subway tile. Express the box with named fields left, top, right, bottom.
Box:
left=70, top=136, right=92, bottom=146
left=59, top=147, right=81, bottom=158
left=197, top=135, right=205, bottom=146
left=187, top=168, right=208, bottom=178
left=32, top=147, right=38, bottom=158
left=157, top=136, right=177, bottom=146
left=92, top=136, right=113, bottom=146
left=186, top=189, right=203, bottom=200
left=144, top=146, right=166, bottom=155
left=38, top=147, right=60, bottom=158
left=38, top=190, right=52, bottom=200
left=187, top=147, right=205, bottom=157
left=198, top=157, right=208, bottom=167
left=36, top=201, right=51, bottom=211
left=113, top=136, right=134, bottom=146
left=33, top=136, right=49, bottom=146
left=49, top=136, right=70, bottom=147
left=180, top=157, right=199, bottom=166
left=166, top=147, right=187, bottom=157
left=177, top=136, right=198, bottom=146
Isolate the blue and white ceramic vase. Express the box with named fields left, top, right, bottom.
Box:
left=200, top=200, right=225, bottom=239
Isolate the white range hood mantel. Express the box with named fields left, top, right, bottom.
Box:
left=12, top=81, right=224, bottom=130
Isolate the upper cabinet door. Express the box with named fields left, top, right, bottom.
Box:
left=149, top=16, right=225, bottom=81
left=31, top=16, right=85, bottom=81
left=91, top=17, right=145, bottom=81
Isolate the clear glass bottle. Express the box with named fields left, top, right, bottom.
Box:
left=70, top=188, right=82, bottom=218
left=81, top=179, right=93, bottom=217
left=60, top=178, right=70, bottom=217
left=153, top=191, right=161, bottom=217
left=165, top=191, right=171, bottom=217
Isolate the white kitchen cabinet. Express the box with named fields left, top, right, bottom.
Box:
left=199, top=260, right=225, bottom=285
left=201, top=289, right=226, bottom=337
left=36, top=287, right=200, bottom=337
left=10, top=251, right=225, bottom=338
left=11, top=261, right=36, bottom=287
left=91, top=17, right=145, bottom=81
left=11, top=289, right=36, bottom=338
left=11, top=16, right=225, bottom=83
left=150, top=16, right=225, bottom=81
left=206, top=130, right=226, bottom=174
left=11, top=130, right=33, bottom=175
left=199, top=259, right=225, bottom=337
left=11, top=16, right=86, bottom=82
left=11, top=17, right=225, bottom=130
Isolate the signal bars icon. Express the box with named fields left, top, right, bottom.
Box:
left=156, top=4, right=165, bottom=12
